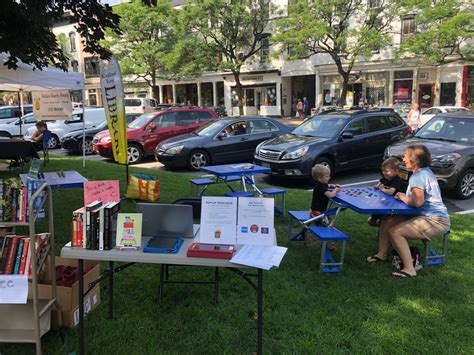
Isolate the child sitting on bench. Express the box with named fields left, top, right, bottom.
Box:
left=367, top=157, right=403, bottom=226
left=310, top=164, right=341, bottom=224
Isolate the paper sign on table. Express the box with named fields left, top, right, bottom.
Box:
left=236, top=197, right=274, bottom=246
left=230, top=245, right=287, bottom=270
left=84, top=180, right=120, bottom=206
left=200, top=196, right=238, bottom=245
left=0, top=275, right=28, bottom=304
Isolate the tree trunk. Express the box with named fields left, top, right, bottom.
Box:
left=338, top=71, right=350, bottom=108
left=152, top=85, right=160, bottom=101
left=232, top=70, right=244, bottom=116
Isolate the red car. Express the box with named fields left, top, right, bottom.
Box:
left=92, top=107, right=218, bottom=163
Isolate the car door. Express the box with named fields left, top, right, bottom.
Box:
left=336, top=117, right=368, bottom=169
left=208, top=120, right=249, bottom=163
left=363, top=115, right=395, bottom=163
left=176, top=110, right=199, bottom=135
left=17, top=114, right=39, bottom=137
left=142, top=112, right=176, bottom=154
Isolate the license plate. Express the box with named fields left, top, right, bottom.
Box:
left=261, top=162, right=270, bottom=168
left=398, top=171, right=409, bottom=180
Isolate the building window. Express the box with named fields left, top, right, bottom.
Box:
left=440, top=82, right=456, bottom=106
left=69, top=32, right=76, bottom=52
left=260, top=34, right=270, bottom=63
left=71, top=60, right=79, bottom=72
left=401, top=15, right=416, bottom=42
left=84, top=57, right=100, bottom=78
left=368, top=0, right=381, bottom=8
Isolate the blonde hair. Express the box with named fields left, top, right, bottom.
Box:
left=312, top=164, right=330, bottom=180
left=382, top=157, right=399, bottom=171
left=404, top=144, right=431, bottom=168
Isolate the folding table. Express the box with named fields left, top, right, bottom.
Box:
left=20, top=170, right=87, bottom=189
left=60, top=226, right=272, bottom=355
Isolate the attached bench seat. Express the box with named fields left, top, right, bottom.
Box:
left=190, top=175, right=242, bottom=196
left=307, top=226, right=350, bottom=273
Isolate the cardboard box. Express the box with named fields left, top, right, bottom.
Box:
left=28, top=256, right=101, bottom=328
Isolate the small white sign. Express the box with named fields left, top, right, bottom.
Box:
left=32, top=89, right=72, bottom=120
left=200, top=197, right=238, bottom=245
left=237, top=197, right=275, bottom=246
left=0, top=275, right=28, bottom=304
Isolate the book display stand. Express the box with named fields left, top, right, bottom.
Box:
left=0, top=183, right=62, bottom=354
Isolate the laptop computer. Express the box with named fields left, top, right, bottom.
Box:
left=136, top=203, right=194, bottom=238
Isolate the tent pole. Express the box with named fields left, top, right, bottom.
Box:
left=126, top=163, right=129, bottom=184
left=18, top=91, right=24, bottom=137
left=82, top=103, right=85, bottom=168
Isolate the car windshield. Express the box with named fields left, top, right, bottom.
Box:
left=291, top=116, right=347, bottom=138
left=128, top=113, right=155, bottom=128
left=194, top=120, right=227, bottom=137
left=445, top=107, right=469, bottom=113
left=414, top=116, right=474, bottom=143
left=124, top=99, right=142, bottom=106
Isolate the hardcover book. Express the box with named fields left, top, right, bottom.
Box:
left=116, top=213, right=142, bottom=250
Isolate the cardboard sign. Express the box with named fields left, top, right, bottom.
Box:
left=84, top=180, right=120, bottom=206
left=32, top=90, right=72, bottom=120
left=0, top=275, right=28, bottom=304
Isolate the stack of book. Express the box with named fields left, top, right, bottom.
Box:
left=0, top=177, right=46, bottom=223
left=0, top=233, right=51, bottom=276
left=71, top=200, right=120, bottom=250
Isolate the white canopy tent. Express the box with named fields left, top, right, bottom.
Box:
left=0, top=52, right=87, bottom=165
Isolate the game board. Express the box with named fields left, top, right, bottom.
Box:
left=332, top=187, right=420, bottom=215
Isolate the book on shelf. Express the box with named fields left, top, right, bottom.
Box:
left=13, top=238, right=24, bottom=274
left=0, top=236, right=11, bottom=274
left=0, top=233, right=50, bottom=276
left=19, top=238, right=29, bottom=274
left=90, top=205, right=102, bottom=250
left=3, top=236, right=19, bottom=274
left=25, top=177, right=46, bottom=221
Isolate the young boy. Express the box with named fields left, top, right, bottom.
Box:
left=310, top=164, right=341, bottom=221
left=367, top=157, right=403, bottom=226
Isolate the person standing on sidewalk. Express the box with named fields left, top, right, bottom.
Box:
left=303, top=97, right=310, bottom=118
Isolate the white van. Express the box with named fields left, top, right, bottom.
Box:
left=124, top=97, right=158, bottom=114
left=26, top=107, right=106, bottom=149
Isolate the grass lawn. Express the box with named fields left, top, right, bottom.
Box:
left=1, top=157, right=473, bottom=354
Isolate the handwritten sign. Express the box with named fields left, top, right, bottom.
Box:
left=32, top=90, right=72, bottom=120
left=84, top=180, right=120, bottom=205
left=0, top=275, right=28, bottom=304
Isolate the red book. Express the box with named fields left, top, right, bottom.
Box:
left=19, top=238, right=30, bottom=274
left=4, top=236, right=19, bottom=275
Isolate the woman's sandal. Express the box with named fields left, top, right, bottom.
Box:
left=366, top=255, right=386, bottom=263
left=392, top=271, right=416, bottom=278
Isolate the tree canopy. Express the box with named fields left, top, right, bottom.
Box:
left=0, top=0, right=120, bottom=70
left=103, top=0, right=178, bottom=99
left=181, top=0, right=275, bottom=114
left=396, top=0, right=474, bottom=64
left=273, top=0, right=396, bottom=106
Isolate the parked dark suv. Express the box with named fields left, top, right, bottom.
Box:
left=254, top=109, right=410, bottom=178
left=384, top=112, right=474, bottom=199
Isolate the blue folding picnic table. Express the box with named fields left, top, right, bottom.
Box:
left=201, top=163, right=271, bottom=195
left=20, top=170, right=87, bottom=189
left=332, top=187, right=420, bottom=215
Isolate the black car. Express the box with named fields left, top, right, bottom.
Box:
left=384, top=112, right=474, bottom=199
left=155, top=117, right=291, bottom=170
left=254, top=109, right=410, bottom=178
left=61, top=121, right=108, bottom=154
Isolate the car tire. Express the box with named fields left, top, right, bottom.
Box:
left=454, top=169, right=474, bottom=200
left=127, top=143, right=143, bottom=164
left=314, top=157, right=333, bottom=173
left=187, top=150, right=210, bottom=171
left=78, top=138, right=94, bottom=155
left=48, top=135, right=59, bottom=149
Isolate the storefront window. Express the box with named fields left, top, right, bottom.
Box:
left=440, top=83, right=456, bottom=106
left=258, top=86, right=277, bottom=106
left=393, top=71, right=413, bottom=105
left=231, top=89, right=239, bottom=107
left=245, top=89, right=255, bottom=107
left=322, top=83, right=341, bottom=106
left=366, top=87, right=385, bottom=106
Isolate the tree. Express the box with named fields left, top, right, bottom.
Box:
left=395, top=0, right=474, bottom=64
left=0, top=0, right=120, bottom=70
left=103, top=0, right=179, bottom=100
left=181, top=0, right=275, bottom=115
left=273, top=0, right=395, bottom=106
